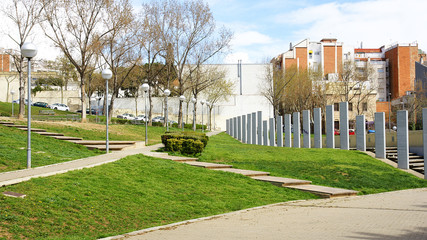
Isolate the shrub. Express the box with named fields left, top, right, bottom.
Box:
left=162, top=132, right=208, bottom=155
left=152, top=122, right=163, bottom=127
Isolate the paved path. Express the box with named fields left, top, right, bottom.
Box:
left=107, top=188, right=427, bottom=240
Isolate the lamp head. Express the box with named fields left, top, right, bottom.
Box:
left=201, top=100, right=205, bottom=105
left=191, top=97, right=196, bottom=103
left=21, top=42, right=37, bottom=59
left=164, top=89, right=171, bottom=96
left=10, top=90, right=15, bottom=95
left=142, top=83, right=149, bottom=92
left=179, top=95, right=185, bottom=102
left=102, top=68, right=113, bottom=80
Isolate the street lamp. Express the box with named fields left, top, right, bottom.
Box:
left=10, top=90, right=15, bottom=117
left=388, top=92, right=391, bottom=131
left=21, top=42, right=37, bottom=169
left=102, top=68, right=112, bottom=153
left=213, top=104, right=216, bottom=130
left=179, top=95, right=185, bottom=131
left=191, top=97, right=197, bottom=131
left=142, top=83, right=149, bottom=145
left=164, top=89, right=171, bottom=131
left=200, top=100, right=205, bottom=132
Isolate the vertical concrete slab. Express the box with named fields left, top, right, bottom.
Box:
left=375, top=112, right=386, bottom=159
left=284, top=114, right=292, bottom=148
left=237, top=116, right=242, bottom=141
left=226, top=119, right=229, bottom=135
left=263, top=120, right=268, bottom=146
left=247, top=114, right=252, bottom=144
left=257, top=111, right=262, bottom=145
left=303, top=110, right=311, bottom=148
left=242, top=115, right=247, bottom=143
left=326, top=105, right=334, bottom=149
left=276, top=116, right=283, bottom=147
left=397, top=110, right=409, bottom=169
left=230, top=118, right=234, bottom=137
left=251, top=112, right=257, bottom=144
left=233, top=117, right=237, bottom=139
left=340, top=102, right=349, bottom=150
left=293, top=112, right=300, bottom=148
left=356, top=115, right=366, bottom=151
left=269, top=118, right=275, bottom=146
left=314, top=108, right=322, bottom=148
left=423, top=109, right=427, bottom=179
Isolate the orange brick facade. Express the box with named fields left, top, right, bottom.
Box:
left=323, top=46, right=342, bottom=74
left=376, top=101, right=390, bottom=120
left=0, top=54, right=10, bottom=72
left=295, top=47, right=307, bottom=70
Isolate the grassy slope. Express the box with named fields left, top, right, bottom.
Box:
left=199, top=133, right=427, bottom=194
left=0, top=125, right=101, bottom=172
left=0, top=155, right=316, bottom=239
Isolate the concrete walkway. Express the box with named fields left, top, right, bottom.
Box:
left=105, top=188, right=427, bottom=240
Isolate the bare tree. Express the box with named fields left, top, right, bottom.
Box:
left=42, top=0, right=110, bottom=122
left=2, top=0, right=46, bottom=119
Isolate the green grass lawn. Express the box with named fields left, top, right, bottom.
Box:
left=0, top=154, right=316, bottom=239
left=0, top=125, right=101, bottom=173
left=199, top=133, right=427, bottom=195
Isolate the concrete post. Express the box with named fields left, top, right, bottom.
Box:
left=247, top=113, right=252, bottom=144
left=303, top=110, right=311, bottom=148
left=252, top=112, right=256, bottom=144
left=230, top=118, right=234, bottom=137
left=284, top=114, right=292, bottom=148
left=276, top=116, right=283, bottom=147
left=242, top=115, right=247, bottom=143
left=263, top=120, right=268, bottom=146
left=326, top=105, right=334, bottom=148
left=340, top=102, right=349, bottom=150
left=269, top=118, right=275, bottom=146
left=233, top=117, right=237, bottom=139
left=375, top=112, right=386, bottom=159
left=257, top=111, right=262, bottom=145
left=314, top=108, right=322, bottom=148
left=356, top=115, right=366, bottom=151
left=293, top=112, right=300, bottom=148
left=237, top=116, right=242, bottom=141
left=397, top=110, right=409, bottom=169
left=423, top=109, right=427, bottom=179
left=226, top=119, right=229, bottom=135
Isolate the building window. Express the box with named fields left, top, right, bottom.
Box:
left=309, top=52, right=313, bottom=59
left=378, top=68, right=384, bottom=73
left=348, top=102, right=353, bottom=111
left=334, top=103, right=339, bottom=111
left=363, top=102, right=368, bottom=111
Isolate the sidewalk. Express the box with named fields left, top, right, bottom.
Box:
left=106, top=188, right=427, bottom=240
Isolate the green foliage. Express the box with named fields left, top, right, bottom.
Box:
left=171, top=123, right=207, bottom=130
left=162, top=132, right=208, bottom=155
left=151, top=122, right=163, bottom=127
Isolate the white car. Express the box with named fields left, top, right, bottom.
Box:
left=117, top=113, right=135, bottom=120
left=135, top=115, right=147, bottom=122
left=50, top=103, right=69, bottom=111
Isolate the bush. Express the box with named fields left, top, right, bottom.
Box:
left=162, top=132, right=208, bottom=155
left=152, top=122, right=163, bottom=127
left=171, top=123, right=207, bottom=130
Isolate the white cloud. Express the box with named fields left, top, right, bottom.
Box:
left=231, top=31, right=273, bottom=47
left=224, top=52, right=250, bottom=64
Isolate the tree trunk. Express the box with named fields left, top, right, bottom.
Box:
left=80, top=79, right=87, bottom=122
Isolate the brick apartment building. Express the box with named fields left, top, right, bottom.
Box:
left=273, top=38, right=423, bottom=125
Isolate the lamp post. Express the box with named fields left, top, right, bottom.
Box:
left=164, top=89, right=171, bottom=131
left=11, top=90, right=15, bottom=117
left=200, top=100, right=205, bottom=132
left=206, top=102, right=210, bottom=130
left=102, top=68, right=112, bottom=153
left=21, top=42, right=37, bottom=169
left=142, top=83, right=149, bottom=145
left=213, top=104, right=216, bottom=130
left=179, top=95, right=185, bottom=131
left=191, top=97, right=197, bottom=131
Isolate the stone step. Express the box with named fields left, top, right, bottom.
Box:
left=165, top=156, right=198, bottom=162
left=184, top=161, right=232, bottom=169
left=85, top=145, right=129, bottom=151
left=285, top=185, right=358, bottom=198
left=6, top=124, right=27, bottom=128
left=211, top=168, right=270, bottom=177
left=37, top=132, right=64, bottom=136
left=51, top=136, right=83, bottom=141
left=16, top=127, right=47, bottom=132
left=69, top=140, right=136, bottom=145
left=409, top=159, right=425, bottom=164
left=409, top=162, right=425, bottom=168
left=0, top=122, right=12, bottom=125
left=251, top=175, right=312, bottom=186
left=388, top=156, right=424, bottom=161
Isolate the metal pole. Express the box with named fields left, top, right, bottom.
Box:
left=145, top=90, right=148, bottom=145
left=27, top=59, right=32, bottom=168
left=201, top=103, right=204, bottom=132
left=165, top=95, right=169, bottom=131
left=193, top=102, right=196, bottom=131
left=388, top=93, right=391, bottom=131
left=213, top=105, right=216, bottom=130
left=11, top=93, right=14, bottom=117
left=106, top=81, right=109, bottom=153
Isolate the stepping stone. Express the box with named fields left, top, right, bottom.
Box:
left=184, top=161, right=232, bottom=169
left=85, top=145, right=129, bottom=151
left=211, top=168, right=269, bottom=177
left=37, top=132, right=64, bottom=136
left=6, top=124, right=26, bottom=128
left=165, top=156, right=198, bottom=162
left=16, top=127, right=46, bottom=132
left=0, top=122, right=12, bottom=125
left=69, top=140, right=136, bottom=146
left=51, top=136, right=83, bottom=141
left=251, top=176, right=312, bottom=186
left=285, top=185, right=358, bottom=198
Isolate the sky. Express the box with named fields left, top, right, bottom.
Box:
left=0, top=0, right=425, bottom=64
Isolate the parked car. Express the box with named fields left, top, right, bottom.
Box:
left=152, top=116, right=165, bottom=123
left=334, top=129, right=340, bottom=135
left=349, top=129, right=355, bottom=135
left=135, top=115, right=147, bottom=122
left=32, top=102, right=50, bottom=108
left=367, top=129, right=375, bottom=134
left=76, top=109, right=97, bottom=115
left=50, top=103, right=69, bottom=111
left=117, top=113, right=135, bottom=120
left=12, top=99, right=29, bottom=105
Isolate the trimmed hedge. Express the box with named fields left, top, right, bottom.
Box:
left=162, top=132, right=208, bottom=155
left=172, top=123, right=207, bottom=130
